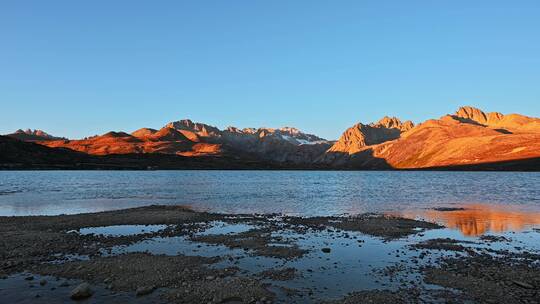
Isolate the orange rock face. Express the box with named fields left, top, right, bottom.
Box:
left=454, top=106, right=540, bottom=133
left=370, top=113, right=540, bottom=168
left=324, top=106, right=540, bottom=169
left=40, top=129, right=197, bottom=156
left=327, top=117, right=414, bottom=155
left=131, top=128, right=158, bottom=140
left=177, top=143, right=222, bottom=156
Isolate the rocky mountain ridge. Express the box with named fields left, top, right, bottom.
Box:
left=4, top=106, right=540, bottom=169
left=8, top=120, right=331, bottom=163
left=326, top=116, right=414, bottom=155
left=452, top=106, right=540, bottom=133
left=320, top=106, right=540, bottom=168
left=8, top=129, right=65, bottom=142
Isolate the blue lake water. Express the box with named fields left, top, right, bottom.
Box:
left=1, top=171, right=540, bottom=303
left=0, top=170, right=539, bottom=217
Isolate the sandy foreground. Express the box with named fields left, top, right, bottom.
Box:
left=1, top=205, right=539, bottom=303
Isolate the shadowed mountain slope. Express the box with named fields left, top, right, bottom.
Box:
left=0, top=136, right=306, bottom=170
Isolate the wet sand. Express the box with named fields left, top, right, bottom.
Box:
left=1, top=205, right=539, bottom=303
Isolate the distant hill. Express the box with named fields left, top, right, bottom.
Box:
left=7, top=129, right=65, bottom=142
left=0, top=135, right=89, bottom=168
left=0, top=135, right=302, bottom=170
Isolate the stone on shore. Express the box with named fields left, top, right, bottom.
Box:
left=70, top=282, right=93, bottom=300
left=136, top=286, right=156, bottom=296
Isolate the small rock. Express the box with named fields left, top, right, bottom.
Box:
left=135, top=286, right=155, bottom=296
left=512, top=280, right=534, bottom=289
left=70, top=282, right=93, bottom=300
left=321, top=248, right=331, bottom=253
left=39, top=279, right=47, bottom=286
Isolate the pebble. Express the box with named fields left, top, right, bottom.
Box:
left=59, top=281, right=70, bottom=287
left=135, top=286, right=156, bottom=296
left=512, top=280, right=534, bottom=289
left=70, top=282, right=93, bottom=300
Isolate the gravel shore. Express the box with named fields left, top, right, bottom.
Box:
left=1, top=205, right=538, bottom=303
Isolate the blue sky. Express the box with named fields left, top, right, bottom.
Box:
left=1, top=1, right=539, bottom=140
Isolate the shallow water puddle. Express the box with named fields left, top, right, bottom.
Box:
left=79, top=224, right=168, bottom=236
left=112, top=235, right=247, bottom=258
left=197, top=221, right=255, bottom=236
left=102, top=219, right=540, bottom=302
left=104, top=223, right=425, bottom=300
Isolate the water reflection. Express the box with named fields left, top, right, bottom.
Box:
left=399, top=204, right=540, bottom=236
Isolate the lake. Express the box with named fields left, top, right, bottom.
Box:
left=1, top=170, right=540, bottom=235
left=2, top=170, right=540, bottom=303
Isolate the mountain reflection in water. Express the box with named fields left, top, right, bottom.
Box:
left=399, top=204, right=540, bottom=236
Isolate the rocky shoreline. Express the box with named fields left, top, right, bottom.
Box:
left=1, top=205, right=539, bottom=303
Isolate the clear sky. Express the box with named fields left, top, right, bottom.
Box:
left=1, top=1, right=539, bottom=140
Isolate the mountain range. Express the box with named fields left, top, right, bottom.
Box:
left=2, top=106, right=540, bottom=170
